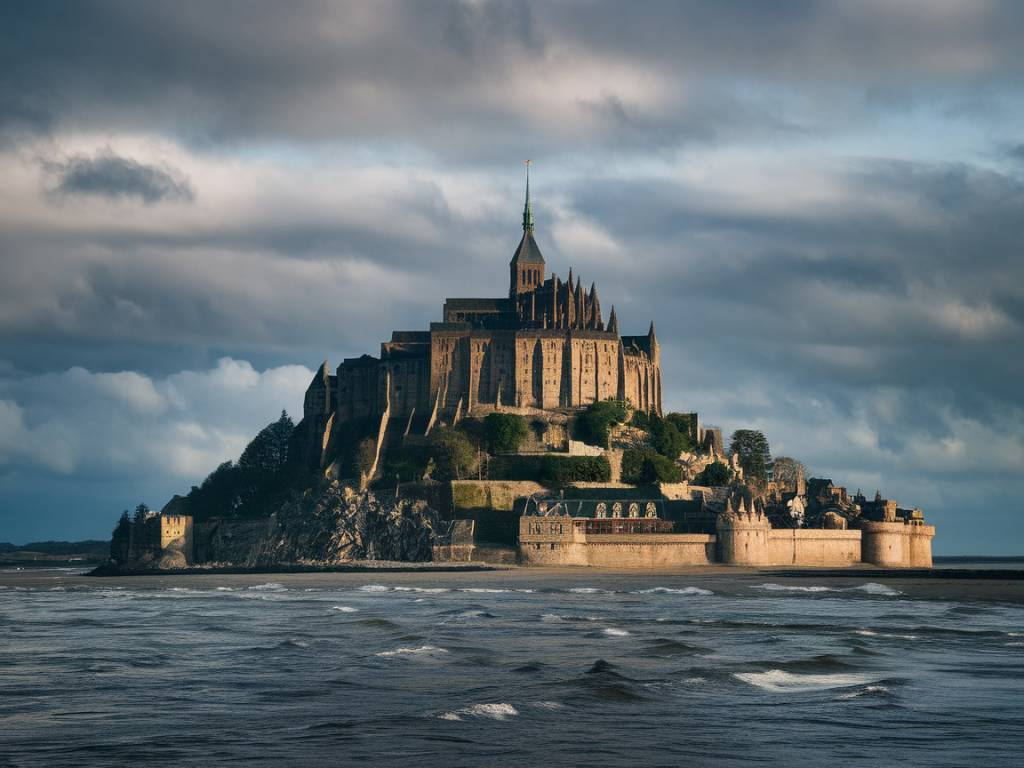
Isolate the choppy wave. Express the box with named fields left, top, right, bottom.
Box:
left=837, top=684, right=895, bottom=700
left=855, top=629, right=919, bottom=640
left=735, top=669, right=876, bottom=692
left=569, top=587, right=610, bottom=594
left=438, top=703, right=519, bottom=721
left=331, top=605, right=358, bottom=613
left=635, top=586, right=714, bottom=596
left=376, top=645, right=449, bottom=658
left=602, top=627, right=630, bottom=637
left=248, top=582, right=287, bottom=592
left=755, top=582, right=902, bottom=597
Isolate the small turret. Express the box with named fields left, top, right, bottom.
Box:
left=608, top=306, right=619, bottom=336
left=589, top=282, right=603, bottom=329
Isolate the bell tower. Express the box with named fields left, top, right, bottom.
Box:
left=509, top=160, right=545, bottom=298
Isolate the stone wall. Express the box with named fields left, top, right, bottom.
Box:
left=518, top=515, right=714, bottom=567
left=451, top=480, right=547, bottom=512
left=859, top=521, right=935, bottom=567
left=766, top=529, right=861, bottom=566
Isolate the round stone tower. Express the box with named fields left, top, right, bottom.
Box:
left=716, top=497, right=771, bottom=565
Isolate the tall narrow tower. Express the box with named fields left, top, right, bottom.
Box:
left=509, top=160, right=545, bottom=298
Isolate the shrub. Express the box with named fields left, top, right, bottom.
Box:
left=621, top=447, right=682, bottom=484
left=429, top=427, right=478, bottom=480
left=539, top=455, right=611, bottom=486
left=694, top=461, right=732, bottom=487
left=630, top=409, right=651, bottom=431
left=573, top=399, right=629, bottom=448
left=381, top=444, right=430, bottom=483
left=483, top=413, right=529, bottom=454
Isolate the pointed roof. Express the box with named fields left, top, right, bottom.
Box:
left=511, top=161, right=544, bottom=266
left=608, top=305, right=619, bottom=335
left=511, top=230, right=545, bottom=265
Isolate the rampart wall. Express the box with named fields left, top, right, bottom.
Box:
left=859, top=521, right=935, bottom=567
left=765, top=529, right=861, bottom=566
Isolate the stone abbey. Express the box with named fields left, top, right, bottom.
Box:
left=122, top=167, right=934, bottom=573
left=301, top=167, right=661, bottom=454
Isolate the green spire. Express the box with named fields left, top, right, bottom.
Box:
left=522, top=159, right=534, bottom=232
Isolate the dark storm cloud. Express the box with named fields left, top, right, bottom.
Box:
left=3, top=1, right=1023, bottom=154
left=47, top=151, right=194, bottom=203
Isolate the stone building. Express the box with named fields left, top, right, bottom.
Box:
left=301, top=170, right=661, bottom=463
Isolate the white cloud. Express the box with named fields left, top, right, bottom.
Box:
left=0, top=358, right=312, bottom=481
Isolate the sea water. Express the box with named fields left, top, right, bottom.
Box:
left=0, top=570, right=1022, bottom=767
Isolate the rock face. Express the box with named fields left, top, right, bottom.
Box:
left=193, top=483, right=439, bottom=566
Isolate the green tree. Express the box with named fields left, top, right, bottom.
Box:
left=621, top=447, right=682, bottom=484
left=429, top=427, right=478, bottom=480
left=539, top=455, right=611, bottom=486
left=729, top=429, right=772, bottom=487
left=664, top=412, right=696, bottom=451
left=694, top=461, right=732, bottom=487
left=238, top=410, right=295, bottom=473
left=649, top=416, right=686, bottom=460
left=630, top=409, right=651, bottom=431
left=574, top=399, right=629, bottom=448
left=483, top=413, right=529, bottom=453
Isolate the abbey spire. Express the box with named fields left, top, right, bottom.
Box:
left=509, top=160, right=545, bottom=298
left=522, top=158, right=534, bottom=232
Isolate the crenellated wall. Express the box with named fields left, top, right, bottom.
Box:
left=859, top=521, right=935, bottom=567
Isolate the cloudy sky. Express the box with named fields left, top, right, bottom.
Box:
left=1, top=1, right=1022, bottom=552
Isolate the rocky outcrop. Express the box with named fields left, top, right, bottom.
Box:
left=193, top=483, right=439, bottom=566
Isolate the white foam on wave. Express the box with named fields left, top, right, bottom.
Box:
left=855, top=628, right=918, bottom=640
left=756, top=584, right=833, bottom=593
left=838, top=684, right=891, bottom=700
left=1006, top=632, right=1022, bottom=637
left=683, top=677, right=707, bottom=684
left=541, top=613, right=563, bottom=623
left=439, top=703, right=518, bottom=721
left=358, top=584, right=449, bottom=594
left=459, top=588, right=509, bottom=593
left=602, top=627, right=630, bottom=637
left=215, top=586, right=235, bottom=592
left=853, top=582, right=902, bottom=596
left=569, top=587, right=608, bottom=594
left=248, top=583, right=286, bottom=592
left=331, top=605, right=358, bottom=613
left=1005, top=641, right=1024, bottom=647
left=376, top=645, right=449, bottom=658
left=755, top=582, right=902, bottom=596
left=735, top=669, right=875, bottom=693
left=636, top=586, right=713, bottom=596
